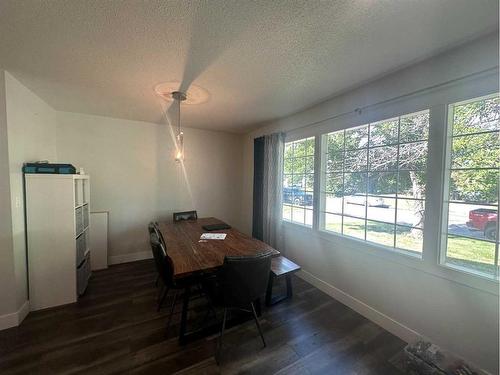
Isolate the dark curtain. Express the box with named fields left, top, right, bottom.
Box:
left=252, top=136, right=265, bottom=240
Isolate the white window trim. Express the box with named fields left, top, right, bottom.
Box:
left=317, top=111, right=429, bottom=256
left=280, top=69, right=499, bottom=294
left=282, top=137, right=315, bottom=227
left=439, top=93, right=499, bottom=279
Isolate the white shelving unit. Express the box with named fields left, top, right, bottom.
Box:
left=25, top=174, right=91, bottom=311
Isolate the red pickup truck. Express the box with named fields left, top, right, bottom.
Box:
left=467, top=208, right=497, bottom=240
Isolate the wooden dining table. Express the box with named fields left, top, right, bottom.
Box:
left=157, top=217, right=280, bottom=344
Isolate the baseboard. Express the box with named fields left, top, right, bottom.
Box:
left=108, top=251, right=152, bottom=265
left=18, top=299, right=30, bottom=323
left=297, top=269, right=422, bottom=344
left=0, top=300, right=30, bottom=331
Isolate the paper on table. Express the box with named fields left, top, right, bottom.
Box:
left=200, top=233, right=227, bottom=240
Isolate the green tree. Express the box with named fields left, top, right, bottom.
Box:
left=285, top=97, right=499, bottom=238
left=324, top=114, right=428, bottom=233
left=450, top=97, right=499, bottom=203
left=284, top=137, right=314, bottom=189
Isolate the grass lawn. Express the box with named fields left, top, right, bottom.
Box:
left=325, top=219, right=422, bottom=253
left=445, top=236, right=497, bottom=275
left=325, top=220, right=497, bottom=274
left=284, top=206, right=498, bottom=276
left=446, top=235, right=495, bottom=264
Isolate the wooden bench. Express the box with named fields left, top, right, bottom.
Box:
left=265, top=256, right=301, bottom=306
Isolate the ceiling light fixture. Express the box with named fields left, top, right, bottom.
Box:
left=154, top=82, right=209, bottom=105
left=171, top=91, right=187, bottom=162
left=155, top=82, right=209, bottom=162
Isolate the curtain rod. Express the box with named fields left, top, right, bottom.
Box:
left=276, top=66, right=498, bottom=135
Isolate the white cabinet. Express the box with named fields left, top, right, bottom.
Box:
left=25, top=174, right=91, bottom=311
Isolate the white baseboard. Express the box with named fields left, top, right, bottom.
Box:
left=108, top=251, right=152, bottom=265
left=297, top=269, right=422, bottom=344
left=297, top=271, right=494, bottom=375
left=18, top=299, right=30, bottom=322
left=0, top=300, right=30, bottom=331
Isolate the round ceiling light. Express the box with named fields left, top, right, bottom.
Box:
left=154, top=81, right=209, bottom=105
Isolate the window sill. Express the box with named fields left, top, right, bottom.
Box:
left=439, top=261, right=499, bottom=283
left=282, top=224, right=499, bottom=296
left=282, top=220, right=313, bottom=230
left=314, top=228, right=425, bottom=275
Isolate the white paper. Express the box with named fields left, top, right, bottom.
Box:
left=200, top=233, right=227, bottom=240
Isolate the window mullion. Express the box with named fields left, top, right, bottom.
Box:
left=315, top=135, right=326, bottom=231
left=495, top=201, right=499, bottom=278
left=341, top=131, right=346, bottom=234
left=394, top=118, right=401, bottom=248
left=423, top=104, right=448, bottom=267
left=364, top=126, right=370, bottom=241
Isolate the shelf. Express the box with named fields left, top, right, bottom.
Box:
left=73, top=174, right=89, bottom=180
left=26, top=172, right=91, bottom=310
left=75, top=202, right=89, bottom=209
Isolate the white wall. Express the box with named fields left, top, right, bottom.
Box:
left=0, top=29, right=497, bottom=375
left=240, top=33, right=499, bottom=374
left=5, top=72, right=57, bottom=310
left=0, top=71, right=18, bottom=322
left=0, top=73, right=243, bottom=325
left=56, top=111, right=243, bottom=262
left=0, top=71, right=57, bottom=327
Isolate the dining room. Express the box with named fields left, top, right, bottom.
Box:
left=0, top=1, right=498, bottom=374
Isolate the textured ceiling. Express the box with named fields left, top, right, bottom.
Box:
left=0, top=0, right=498, bottom=132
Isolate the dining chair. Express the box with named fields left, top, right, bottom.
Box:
left=173, top=210, right=198, bottom=222
left=148, top=222, right=164, bottom=289
left=149, top=231, right=181, bottom=313
left=149, top=231, right=212, bottom=332
left=205, top=251, right=273, bottom=362
left=153, top=221, right=167, bottom=250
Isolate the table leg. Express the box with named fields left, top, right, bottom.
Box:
left=286, top=274, right=293, bottom=299
left=266, top=274, right=295, bottom=306
left=265, top=275, right=274, bottom=306
left=179, top=285, right=191, bottom=344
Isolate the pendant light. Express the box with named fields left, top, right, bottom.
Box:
left=172, top=91, right=187, bottom=162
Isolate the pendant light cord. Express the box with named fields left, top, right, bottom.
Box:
left=178, top=96, right=181, bottom=136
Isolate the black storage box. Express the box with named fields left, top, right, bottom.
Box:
left=23, top=163, right=77, bottom=174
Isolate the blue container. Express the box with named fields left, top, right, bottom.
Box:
left=23, top=163, right=76, bottom=174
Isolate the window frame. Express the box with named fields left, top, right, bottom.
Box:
left=282, top=136, right=316, bottom=228
left=316, top=111, right=429, bottom=256
left=439, top=93, right=499, bottom=279
left=279, top=69, right=499, bottom=293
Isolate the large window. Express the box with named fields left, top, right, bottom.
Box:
left=280, top=90, right=499, bottom=283
left=320, top=110, right=429, bottom=254
left=443, top=94, right=499, bottom=277
left=282, top=137, right=315, bottom=226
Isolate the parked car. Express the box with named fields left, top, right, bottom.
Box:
left=345, top=194, right=389, bottom=208
left=283, top=186, right=313, bottom=206
left=467, top=208, right=497, bottom=240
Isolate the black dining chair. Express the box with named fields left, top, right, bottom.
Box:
left=205, top=251, right=273, bottom=362
left=148, top=222, right=163, bottom=288
left=173, top=210, right=198, bottom=222
left=149, top=229, right=173, bottom=310
left=149, top=231, right=183, bottom=317
left=149, top=231, right=212, bottom=333
left=148, top=222, right=168, bottom=287
left=153, top=222, right=167, bottom=250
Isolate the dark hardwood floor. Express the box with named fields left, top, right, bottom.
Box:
left=0, top=260, right=405, bottom=374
